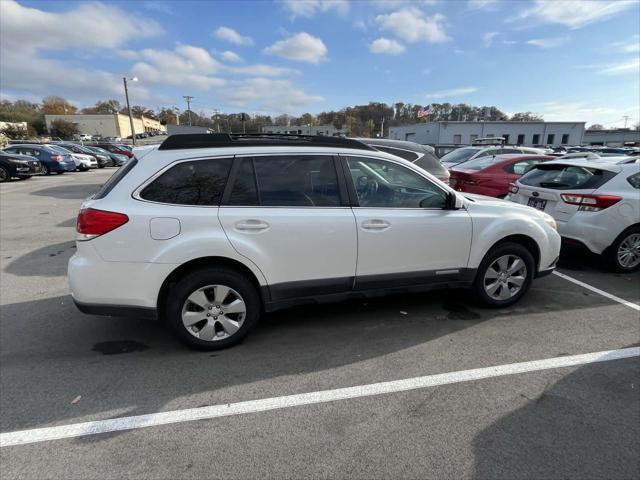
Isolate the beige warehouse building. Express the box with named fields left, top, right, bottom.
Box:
left=44, top=113, right=166, bottom=138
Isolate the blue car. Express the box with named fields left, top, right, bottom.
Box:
left=3, top=144, right=76, bottom=175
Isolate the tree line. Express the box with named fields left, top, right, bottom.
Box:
left=1, top=96, right=634, bottom=140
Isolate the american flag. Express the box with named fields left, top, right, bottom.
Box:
left=417, top=105, right=433, bottom=118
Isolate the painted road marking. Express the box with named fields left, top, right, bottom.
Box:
left=1, top=347, right=638, bottom=447
left=554, top=271, right=640, bottom=312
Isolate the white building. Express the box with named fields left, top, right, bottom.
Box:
left=389, top=121, right=586, bottom=146
left=583, top=129, right=640, bottom=146
left=262, top=125, right=347, bottom=136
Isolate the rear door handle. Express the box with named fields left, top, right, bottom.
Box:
left=361, top=219, right=390, bottom=230
left=235, top=220, right=270, bottom=232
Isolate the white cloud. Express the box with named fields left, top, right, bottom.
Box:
left=0, top=0, right=162, bottom=104
left=539, top=101, right=637, bottom=127
left=264, top=32, right=328, bottom=64
left=0, top=0, right=162, bottom=52
left=132, top=45, right=225, bottom=90
left=468, top=0, right=498, bottom=9
left=213, top=26, right=254, bottom=46
left=623, top=43, right=640, bottom=53
left=426, top=87, right=478, bottom=99
left=218, top=78, right=324, bottom=112
left=220, top=51, right=243, bottom=63
left=526, top=36, right=570, bottom=48
left=599, top=58, right=640, bottom=75
left=228, top=64, right=300, bottom=77
left=483, top=32, right=499, bottom=47
left=369, top=38, right=406, bottom=55
left=513, top=0, right=635, bottom=29
left=376, top=8, right=449, bottom=44
left=279, top=0, right=349, bottom=18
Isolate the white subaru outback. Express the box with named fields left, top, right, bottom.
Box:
left=68, top=134, right=560, bottom=350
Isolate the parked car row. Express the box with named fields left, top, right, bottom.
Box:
left=0, top=142, right=134, bottom=182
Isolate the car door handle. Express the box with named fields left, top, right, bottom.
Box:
left=235, top=220, right=270, bottom=232
left=361, top=220, right=390, bottom=230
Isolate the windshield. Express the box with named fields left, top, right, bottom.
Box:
left=440, top=147, right=480, bottom=164
left=456, top=155, right=502, bottom=171
left=520, top=164, right=616, bottom=190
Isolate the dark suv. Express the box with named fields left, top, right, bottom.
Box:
left=355, top=138, right=450, bottom=183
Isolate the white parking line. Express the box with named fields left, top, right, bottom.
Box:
left=1, top=347, right=638, bottom=447
left=553, top=271, right=640, bottom=311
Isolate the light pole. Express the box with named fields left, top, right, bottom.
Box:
left=183, top=96, right=194, bottom=126
left=173, top=107, right=180, bottom=126
left=123, top=76, right=138, bottom=145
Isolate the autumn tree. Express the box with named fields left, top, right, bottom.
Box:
left=511, top=112, right=543, bottom=121
left=93, top=99, right=121, bottom=114
left=42, top=96, right=76, bottom=114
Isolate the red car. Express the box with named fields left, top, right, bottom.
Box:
left=449, top=154, right=554, bottom=198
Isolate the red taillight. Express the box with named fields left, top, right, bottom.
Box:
left=560, top=193, right=622, bottom=211
left=509, top=183, right=519, bottom=194
left=76, top=208, right=129, bottom=240
left=51, top=155, right=62, bottom=162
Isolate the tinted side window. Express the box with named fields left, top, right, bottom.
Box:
left=228, top=158, right=259, bottom=205
left=504, top=160, right=539, bottom=175
left=140, top=158, right=232, bottom=205
left=500, top=148, right=521, bottom=154
left=627, top=172, right=640, bottom=189
left=253, top=155, right=340, bottom=207
left=374, top=146, right=420, bottom=162
left=346, top=157, right=446, bottom=209
left=95, top=159, right=137, bottom=199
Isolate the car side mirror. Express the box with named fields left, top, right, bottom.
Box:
left=445, top=192, right=463, bottom=210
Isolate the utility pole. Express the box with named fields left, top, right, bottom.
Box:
left=241, top=113, right=246, bottom=133
left=183, top=96, right=194, bottom=126
left=380, top=116, right=384, bottom=138
left=622, top=116, right=630, bottom=128
left=123, top=76, right=138, bottom=146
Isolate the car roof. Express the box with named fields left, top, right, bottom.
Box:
left=6, top=144, right=53, bottom=150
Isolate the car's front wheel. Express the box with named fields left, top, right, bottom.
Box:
left=165, top=267, right=261, bottom=350
left=606, top=226, right=640, bottom=272
left=473, top=242, right=535, bottom=307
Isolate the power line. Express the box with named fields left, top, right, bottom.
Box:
left=182, top=96, right=194, bottom=126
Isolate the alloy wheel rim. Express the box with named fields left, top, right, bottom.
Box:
left=617, top=233, right=640, bottom=269
left=181, top=284, right=246, bottom=341
left=484, top=254, right=527, bottom=301
left=0, top=168, right=7, bottom=181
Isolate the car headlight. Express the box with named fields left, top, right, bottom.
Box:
left=543, top=214, right=557, bottom=231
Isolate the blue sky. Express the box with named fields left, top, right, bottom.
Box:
left=1, top=0, right=638, bottom=127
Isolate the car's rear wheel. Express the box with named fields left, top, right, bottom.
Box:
left=42, top=164, right=51, bottom=175
left=165, top=268, right=260, bottom=350
left=0, top=166, right=10, bottom=183
left=606, top=226, right=640, bottom=272
left=473, top=242, right=535, bottom=307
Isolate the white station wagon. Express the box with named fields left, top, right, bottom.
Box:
left=69, top=134, right=560, bottom=349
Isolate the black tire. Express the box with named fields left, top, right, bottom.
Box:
left=165, top=267, right=261, bottom=350
left=56, top=171, right=65, bottom=175
left=98, top=164, right=105, bottom=169
left=472, top=241, right=535, bottom=307
left=0, top=166, right=10, bottom=183
left=42, top=164, right=51, bottom=175
left=17, top=176, right=32, bottom=181
left=604, top=225, right=640, bottom=273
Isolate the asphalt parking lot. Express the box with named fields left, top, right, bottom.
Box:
left=1, top=169, right=638, bottom=479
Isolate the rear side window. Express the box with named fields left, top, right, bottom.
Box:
left=254, top=155, right=340, bottom=207
left=139, top=158, right=232, bottom=205
left=520, top=165, right=616, bottom=190
left=94, top=159, right=138, bottom=199
left=228, top=158, right=259, bottom=205
left=374, top=146, right=420, bottom=162
left=627, top=172, right=640, bottom=189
